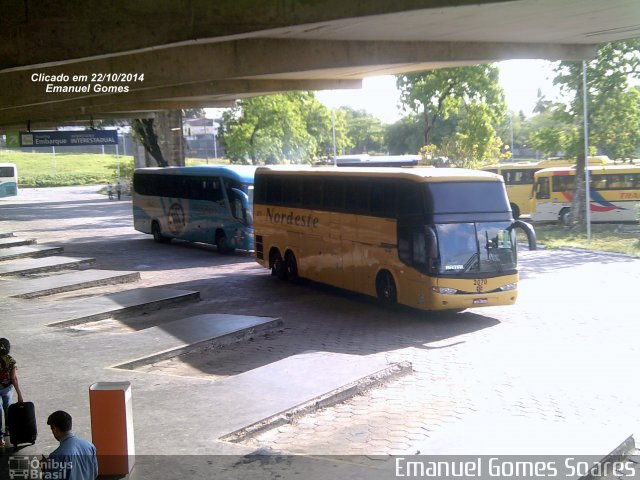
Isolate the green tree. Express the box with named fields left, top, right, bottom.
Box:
left=449, top=102, right=504, bottom=168
left=553, top=39, right=640, bottom=227
left=340, top=107, right=385, bottom=154
left=528, top=126, right=566, bottom=158
left=384, top=115, right=424, bottom=154
left=220, top=92, right=345, bottom=164
left=396, top=65, right=506, bottom=147
left=592, top=87, right=640, bottom=161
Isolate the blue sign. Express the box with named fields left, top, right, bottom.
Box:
left=19, top=130, right=118, bottom=147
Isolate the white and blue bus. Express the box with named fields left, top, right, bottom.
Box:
left=132, top=165, right=256, bottom=253
left=0, top=163, right=18, bottom=198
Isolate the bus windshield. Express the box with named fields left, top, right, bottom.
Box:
left=436, top=222, right=517, bottom=275
left=426, top=182, right=511, bottom=214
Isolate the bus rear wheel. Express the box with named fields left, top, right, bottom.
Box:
left=271, top=250, right=287, bottom=280
left=559, top=208, right=572, bottom=226
left=152, top=221, right=170, bottom=243
left=285, top=251, right=298, bottom=282
left=376, top=270, right=397, bottom=306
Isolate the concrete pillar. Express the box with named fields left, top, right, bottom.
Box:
left=156, top=110, right=185, bottom=166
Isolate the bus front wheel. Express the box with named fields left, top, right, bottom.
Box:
left=376, top=270, right=397, bottom=306
left=152, top=221, right=170, bottom=243
left=216, top=231, right=234, bottom=254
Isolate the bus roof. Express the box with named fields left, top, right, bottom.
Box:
left=482, top=156, right=611, bottom=170
left=535, top=164, right=640, bottom=175
left=256, top=166, right=502, bottom=183
left=134, top=164, right=257, bottom=183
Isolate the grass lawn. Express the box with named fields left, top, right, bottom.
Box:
left=531, top=223, right=640, bottom=257
left=0, top=150, right=228, bottom=188
left=1, top=150, right=134, bottom=187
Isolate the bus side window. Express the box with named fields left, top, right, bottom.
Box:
left=324, top=178, right=345, bottom=211
left=398, top=226, right=427, bottom=272
left=370, top=181, right=396, bottom=216
left=210, top=179, right=223, bottom=202
left=552, top=176, right=573, bottom=192
left=536, top=178, right=550, bottom=199
left=346, top=180, right=369, bottom=214
left=593, top=177, right=607, bottom=190
left=283, top=176, right=303, bottom=207
left=412, top=231, right=427, bottom=265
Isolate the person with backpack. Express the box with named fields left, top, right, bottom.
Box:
left=0, top=338, right=24, bottom=447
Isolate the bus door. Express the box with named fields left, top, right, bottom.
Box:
left=324, top=213, right=346, bottom=289
left=532, top=175, right=555, bottom=220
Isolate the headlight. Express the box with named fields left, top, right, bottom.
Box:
left=432, top=286, right=458, bottom=295
left=499, top=282, right=517, bottom=291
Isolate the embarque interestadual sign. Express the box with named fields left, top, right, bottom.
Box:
left=18, top=130, right=118, bottom=147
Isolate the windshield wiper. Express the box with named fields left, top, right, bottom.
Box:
left=462, top=252, right=479, bottom=273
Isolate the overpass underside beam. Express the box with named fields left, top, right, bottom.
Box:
left=0, top=38, right=595, bottom=128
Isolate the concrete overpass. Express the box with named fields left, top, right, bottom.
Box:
left=1, top=0, right=639, bottom=131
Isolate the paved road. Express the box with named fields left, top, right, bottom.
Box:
left=1, top=186, right=639, bottom=476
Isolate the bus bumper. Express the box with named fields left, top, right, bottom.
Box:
left=233, top=227, right=255, bottom=251
left=421, top=274, right=519, bottom=311
left=427, top=289, right=518, bottom=311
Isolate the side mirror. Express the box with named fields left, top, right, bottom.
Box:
left=231, top=188, right=249, bottom=206
left=513, top=220, right=537, bottom=251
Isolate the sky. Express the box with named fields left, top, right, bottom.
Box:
left=314, top=59, right=561, bottom=124
left=206, top=59, right=562, bottom=124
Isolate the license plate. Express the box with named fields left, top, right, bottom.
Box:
left=473, top=298, right=488, bottom=305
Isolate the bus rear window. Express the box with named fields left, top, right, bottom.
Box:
left=425, top=182, right=510, bottom=214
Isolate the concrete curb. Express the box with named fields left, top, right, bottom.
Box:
left=0, top=256, right=95, bottom=276
left=11, top=271, right=141, bottom=298
left=220, top=361, right=414, bottom=444
left=113, top=318, right=285, bottom=370
left=47, top=290, right=201, bottom=327
left=580, top=435, right=636, bottom=480
left=0, top=237, right=36, bottom=248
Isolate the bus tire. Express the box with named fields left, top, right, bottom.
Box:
left=510, top=203, right=520, bottom=219
left=559, top=208, right=571, bottom=226
left=376, top=270, right=397, bottom=306
left=152, top=221, right=170, bottom=243
left=285, top=251, right=298, bottom=282
left=215, top=231, right=234, bottom=254
left=271, top=249, right=287, bottom=280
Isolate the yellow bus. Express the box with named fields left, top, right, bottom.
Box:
left=253, top=167, right=536, bottom=312
left=481, top=157, right=609, bottom=218
left=531, top=164, right=640, bottom=225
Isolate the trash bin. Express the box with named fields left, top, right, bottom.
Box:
left=89, top=381, right=135, bottom=475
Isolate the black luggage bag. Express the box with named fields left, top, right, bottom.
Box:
left=8, top=401, right=37, bottom=450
